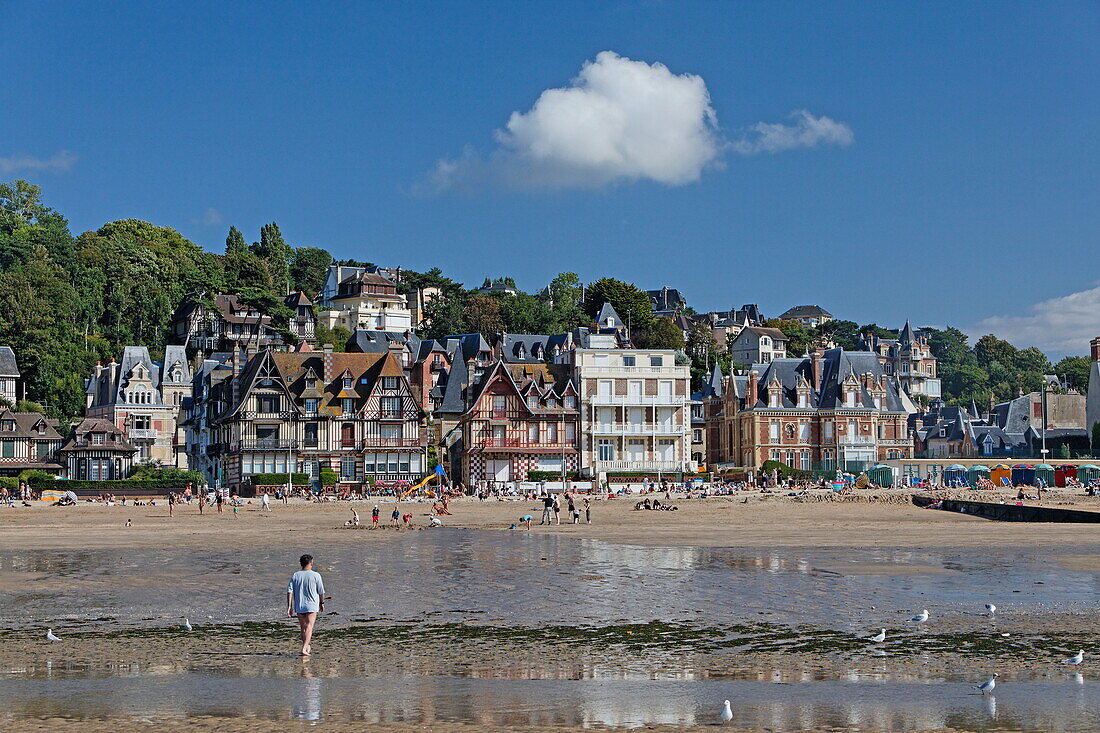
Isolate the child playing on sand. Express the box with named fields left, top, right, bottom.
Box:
left=519, top=514, right=533, bottom=529
left=371, top=505, right=380, bottom=525
left=390, top=506, right=401, bottom=526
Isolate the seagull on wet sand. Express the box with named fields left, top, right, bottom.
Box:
left=910, top=609, right=929, bottom=624
left=183, top=618, right=193, bottom=631
left=46, top=629, right=61, bottom=642
left=1065, top=650, right=1084, bottom=665
left=719, top=700, right=733, bottom=723
left=976, top=673, right=998, bottom=694
left=869, top=629, right=886, bottom=643
left=985, top=603, right=996, bottom=616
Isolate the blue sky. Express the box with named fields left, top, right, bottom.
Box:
left=3, top=1, right=1098, bottom=354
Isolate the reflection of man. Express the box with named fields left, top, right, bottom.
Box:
left=286, top=554, right=325, bottom=656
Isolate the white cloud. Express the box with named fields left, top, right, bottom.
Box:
left=430, top=51, right=722, bottom=190
left=969, top=285, right=1100, bottom=355
left=730, top=110, right=854, bottom=155
left=193, top=207, right=224, bottom=226
left=0, top=150, right=77, bottom=174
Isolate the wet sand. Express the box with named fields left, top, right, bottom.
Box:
left=3, top=492, right=1099, bottom=731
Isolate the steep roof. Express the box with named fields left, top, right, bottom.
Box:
left=701, top=362, right=724, bottom=399
left=778, top=305, right=832, bottom=320
left=596, top=302, right=623, bottom=327
left=0, top=408, right=61, bottom=439
left=0, top=346, right=18, bottom=377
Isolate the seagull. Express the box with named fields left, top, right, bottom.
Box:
left=1065, top=650, right=1084, bottom=665
left=985, top=603, right=996, bottom=616
left=869, top=629, right=886, bottom=643
left=183, top=618, right=193, bottom=632
left=46, top=629, right=61, bottom=642
left=976, top=673, right=998, bottom=694
left=910, top=609, right=929, bottom=624
left=719, top=700, right=733, bottom=724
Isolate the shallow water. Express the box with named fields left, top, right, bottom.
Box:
left=2, top=530, right=1099, bottom=729
left=1, top=529, right=1098, bottom=630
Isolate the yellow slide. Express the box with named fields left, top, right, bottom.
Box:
left=401, top=472, right=439, bottom=498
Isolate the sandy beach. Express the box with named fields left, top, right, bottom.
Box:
left=2, top=491, right=1099, bottom=732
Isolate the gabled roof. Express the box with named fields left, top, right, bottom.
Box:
left=596, top=302, right=623, bottom=327
left=58, top=417, right=137, bottom=453
left=0, top=408, right=61, bottom=439
left=345, top=329, right=421, bottom=356
left=738, top=326, right=789, bottom=343
left=701, top=362, right=724, bottom=399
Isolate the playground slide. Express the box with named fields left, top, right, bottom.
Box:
left=401, top=473, right=438, bottom=498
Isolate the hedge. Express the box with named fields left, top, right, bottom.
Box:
left=0, top=477, right=18, bottom=490
left=319, top=468, right=338, bottom=486
left=249, top=473, right=310, bottom=486
left=760, top=460, right=812, bottom=480
left=31, top=479, right=196, bottom=493
left=527, top=470, right=580, bottom=482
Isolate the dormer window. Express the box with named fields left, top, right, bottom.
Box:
left=846, top=390, right=856, bottom=408
left=304, top=398, right=318, bottom=413
left=0, top=420, right=13, bottom=432
left=343, top=377, right=352, bottom=389
left=564, top=396, right=576, bottom=409
left=91, top=432, right=105, bottom=445
left=382, top=376, right=399, bottom=390
left=798, top=393, right=808, bottom=408
left=769, top=390, right=781, bottom=408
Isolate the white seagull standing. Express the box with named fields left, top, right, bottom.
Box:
left=1065, top=650, right=1084, bottom=665
left=910, top=609, right=929, bottom=624
left=869, top=629, right=886, bottom=643
left=45, top=629, right=61, bottom=642
left=719, top=700, right=733, bottom=724
left=976, top=673, right=998, bottom=694
left=985, top=603, right=996, bottom=616
left=183, top=618, right=193, bottom=632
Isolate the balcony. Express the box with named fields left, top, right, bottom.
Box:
left=589, top=423, right=684, bottom=436
left=127, top=428, right=157, bottom=440
left=232, top=439, right=299, bottom=451
left=583, top=366, right=690, bottom=376
left=594, top=460, right=687, bottom=473
left=479, top=438, right=576, bottom=451
left=587, top=394, right=682, bottom=406
left=238, top=411, right=294, bottom=420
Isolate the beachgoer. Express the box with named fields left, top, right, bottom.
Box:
left=287, top=554, right=325, bottom=656
left=198, top=491, right=205, bottom=515
left=568, top=495, right=579, bottom=524
left=390, top=507, right=400, bottom=526
left=261, top=492, right=271, bottom=512
left=429, top=516, right=443, bottom=527
left=232, top=502, right=239, bottom=519
left=520, top=514, right=533, bottom=529
left=168, top=492, right=176, bottom=517
left=540, top=494, right=553, bottom=525
left=402, top=513, right=412, bottom=527
left=552, top=493, right=561, bottom=525
left=350, top=508, right=360, bottom=526
left=371, top=505, right=380, bottom=525
left=216, top=490, right=224, bottom=514
left=583, top=497, right=591, bottom=524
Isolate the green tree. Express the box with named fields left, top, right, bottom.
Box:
left=766, top=318, right=811, bottom=357
left=582, top=277, right=653, bottom=333
left=1054, top=356, right=1091, bottom=392
left=464, top=294, right=505, bottom=338
left=638, top=316, right=685, bottom=350
left=812, top=319, right=859, bottom=350
left=252, top=222, right=292, bottom=292
left=290, top=246, right=333, bottom=296
left=224, top=225, right=248, bottom=256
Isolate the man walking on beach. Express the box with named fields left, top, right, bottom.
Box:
left=540, top=493, right=554, bottom=525
left=287, top=554, right=325, bottom=656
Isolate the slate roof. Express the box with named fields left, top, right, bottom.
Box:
left=345, top=329, right=422, bottom=355
left=778, top=305, right=832, bottom=320
left=647, top=287, right=686, bottom=313
left=0, top=347, right=18, bottom=377
left=0, top=408, right=61, bottom=439
left=499, top=333, right=572, bottom=363
left=596, top=302, right=623, bottom=327
left=58, top=418, right=137, bottom=453
left=701, top=363, right=724, bottom=400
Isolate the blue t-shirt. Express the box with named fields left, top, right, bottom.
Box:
left=287, top=569, right=325, bottom=614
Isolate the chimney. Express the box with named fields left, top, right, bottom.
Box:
left=1091, top=337, right=1100, bottom=362
left=810, top=346, right=824, bottom=390
left=747, top=370, right=759, bottom=405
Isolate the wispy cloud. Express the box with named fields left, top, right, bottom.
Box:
left=730, top=110, right=854, bottom=155
left=193, top=207, right=224, bottom=226
left=969, top=285, right=1100, bottom=355
left=0, top=150, right=77, bottom=174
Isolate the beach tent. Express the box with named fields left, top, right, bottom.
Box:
left=944, top=464, right=968, bottom=486
left=990, top=464, right=1012, bottom=486
left=968, top=465, right=991, bottom=485
left=867, top=464, right=893, bottom=487
left=1034, top=464, right=1055, bottom=488
left=1077, top=465, right=1100, bottom=484
left=1011, top=463, right=1035, bottom=486
left=1054, top=465, right=1077, bottom=487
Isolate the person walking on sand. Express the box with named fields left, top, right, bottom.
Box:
left=552, top=492, right=561, bottom=525
left=390, top=506, right=400, bottom=526
left=567, top=494, right=579, bottom=524
left=198, top=490, right=206, bottom=516
left=584, top=496, right=592, bottom=524
left=168, top=492, right=176, bottom=517
left=261, top=492, right=271, bottom=512
left=371, top=505, right=380, bottom=526
left=216, top=489, right=224, bottom=514
left=287, top=554, right=325, bottom=656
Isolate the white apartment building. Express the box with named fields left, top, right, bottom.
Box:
left=319, top=270, right=413, bottom=333
left=559, top=347, right=694, bottom=480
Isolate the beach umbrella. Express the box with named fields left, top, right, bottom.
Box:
left=867, top=464, right=893, bottom=487
left=1077, top=464, right=1100, bottom=483
left=1011, top=463, right=1035, bottom=486
left=944, top=464, right=968, bottom=485
left=1034, top=464, right=1055, bottom=487
left=968, top=464, right=991, bottom=486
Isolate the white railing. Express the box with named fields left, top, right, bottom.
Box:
left=589, top=424, right=684, bottom=436
left=594, top=460, right=688, bottom=472
left=583, top=366, right=690, bottom=376
left=127, top=429, right=158, bottom=439
left=587, top=394, right=682, bottom=406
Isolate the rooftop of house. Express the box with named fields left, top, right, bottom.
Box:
left=0, top=346, right=18, bottom=377
left=778, top=305, right=832, bottom=320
